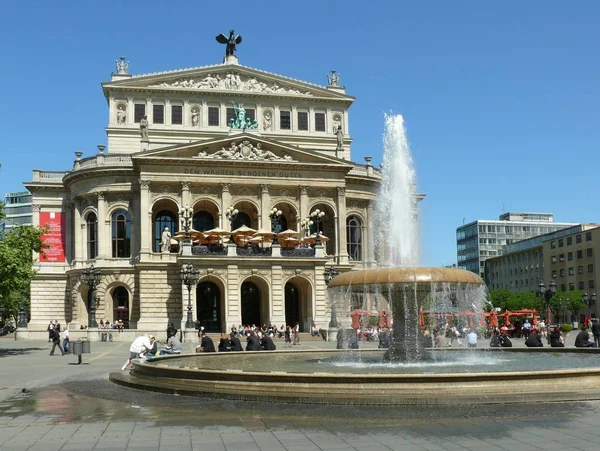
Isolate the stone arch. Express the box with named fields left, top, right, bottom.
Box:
left=97, top=273, right=136, bottom=324
left=196, top=275, right=227, bottom=332
left=283, top=275, right=314, bottom=331
left=232, top=199, right=260, bottom=229
left=152, top=198, right=179, bottom=252
left=346, top=214, right=364, bottom=262
left=150, top=196, right=180, bottom=211
left=192, top=198, right=220, bottom=232
left=106, top=203, right=131, bottom=221
left=308, top=202, right=337, bottom=256
left=270, top=200, right=298, bottom=232
left=100, top=282, right=132, bottom=326
left=239, top=275, right=271, bottom=327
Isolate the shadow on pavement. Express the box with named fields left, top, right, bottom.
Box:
left=0, top=347, right=45, bottom=357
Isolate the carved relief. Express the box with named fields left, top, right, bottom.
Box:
left=197, top=140, right=295, bottom=162
left=230, top=186, right=259, bottom=198
left=139, top=179, right=151, bottom=189
left=107, top=193, right=129, bottom=205
left=337, top=187, right=346, bottom=196
left=181, top=181, right=191, bottom=191
left=261, top=184, right=270, bottom=194
left=32, top=204, right=41, bottom=212
left=192, top=185, right=220, bottom=197
left=310, top=188, right=333, bottom=200
left=116, top=103, right=127, bottom=125
left=347, top=200, right=368, bottom=210
left=151, top=73, right=313, bottom=96
left=239, top=269, right=270, bottom=277
left=221, top=183, right=230, bottom=193
left=299, top=186, right=308, bottom=195
left=151, top=184, right=179, bottom=199
left=262, top=110, right=273, bottom=131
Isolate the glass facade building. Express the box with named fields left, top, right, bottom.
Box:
left=1, top=191, right=33, bottom=236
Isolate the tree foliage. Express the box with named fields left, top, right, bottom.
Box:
left=0, top=222, right=46, bottom=325
left=489, top=289, right=542, bottom=311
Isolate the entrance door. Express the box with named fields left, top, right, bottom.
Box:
left=285, top=282, right=300, bottom=328
left=112, top=286, right=129, bottom=328
left=241, top=281, right=260, bottom=326
left=196, top=282, right=221, bottom=332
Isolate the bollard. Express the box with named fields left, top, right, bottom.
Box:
left=73, top=340, right=83, bottom=365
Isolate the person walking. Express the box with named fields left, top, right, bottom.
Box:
left=293, top=323, right=300, bottom=345
left=121, top=335, right=155, bottom=371
left=591, top=319, right=600, bottom=347
left=62, top=326, right=70, bottom=354
left=284, top=326, right=292, bottom=348
left=49, top=328, right=64, bottom=356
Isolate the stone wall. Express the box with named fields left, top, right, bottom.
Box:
left=137, top=264, right=181, bottom=329
left=30, top=274, right=69, bottom=327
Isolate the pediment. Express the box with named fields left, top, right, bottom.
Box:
left=132, top=134, right=353, bottom=169
left=103, top=63, right=353, bottom=101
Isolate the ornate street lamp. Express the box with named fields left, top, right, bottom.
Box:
left=80, top=264, right=102, bottom=328
left=300, top=217, right=312, bottom=239
left=310, top=209, right=326, bottom=245
left=17, top=298, right=28, bottom=328
left=537, top=278, right=556, bottom=326
left=583, top=291, right=597, bottom=320
left=324, top=265, right=340, bottom=328
left=179, top=204, right=193, bottom=244
left=180, top=263, right=200, bottom=329
left=269, top=207, right=282, bottom=244
left=225, top=206, right=239, bottom=231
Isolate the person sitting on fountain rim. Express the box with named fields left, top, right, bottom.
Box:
left=229, top=330, right=244, bottom=351
left=196, top=330, right=215, bottom=353
left=525, top=328, right=543, bottom=347
left=549, top=327, right=565, bottom=347
left=575, top=327, right=597, bottom=348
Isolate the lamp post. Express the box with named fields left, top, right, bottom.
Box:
left=583, top=291, right=597, bottom=320
left=310, top=209, right=326, bottom=245
left=537, top=278, right=556, bottom=327
left=80, top=264, right=102, bottom=328
left=269, top=207, right=282, bottom=244
left=17, top=299, right=28, bottom=328
left=225, top=206, right=239, bottom=231
left=324, top=265, right=340, bottom=328
left=179, top=204, right=193, bottom=244
left=180, top=263, right=200, bottom=329
left=300, top=217, right=312, bottom=240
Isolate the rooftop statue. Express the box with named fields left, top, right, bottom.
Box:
left=229, top=101, right=258, bottom=130
left=216, top=29, right=242, bottom=57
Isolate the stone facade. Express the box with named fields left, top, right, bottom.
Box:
left=22, top=51, right=389, bottom=339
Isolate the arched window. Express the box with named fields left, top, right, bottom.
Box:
left=193, top=211, right=215, bottom=232
left=154, top=210, right=177, bottom=252
left=232, top=212, right=251, bottom=230
left=347, top=215, right=362, bottom=261
left=111, top=209, right=130, bottom=258
left=86, top=212, right=98, bottom=259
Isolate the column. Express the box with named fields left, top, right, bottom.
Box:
left=299, top=186, right=309, bottom=229
left=139, top=181, right=151, bottom=253
left=260, top=184, right=270, bottom=231
left=308, top=107, right=315, bottom=133
left=336, top=187, right=348, bottom=264
left=96, top=192, right=108, bottom=258
left=221, top=183, right=231, bottom=229
left=367, top=200, right=375, bottom=266
left=73, top=198, right=83, bottom=263
left=291, top=106, right=298, bottom=132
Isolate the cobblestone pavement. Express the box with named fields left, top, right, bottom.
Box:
left=1, top=336, right=600, bottom=451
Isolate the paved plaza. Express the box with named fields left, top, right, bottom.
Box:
left=2, top=335, right=600, bottom=451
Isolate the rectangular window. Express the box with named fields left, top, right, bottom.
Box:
left=315, top=112, right=326, bottom=131
left=171, top=105, right=183, bottom=124
left=560, top=269, right=565, bottom=277
left=246, top=109, right=256, bottom=122
left=487, top=225, right=495, bottom=233
left=153, top=105, right=164, bottom=124
left=280, top=111, right=291, bottom=130
left=588, top=264, right=594, bottom=273
left=586, top=231, right=592, bottom=241
left=226, top=108, right=236, bottom=125
left=568, top=267, right=574, bottom=276
left=590, top=280, right=595, bottom=289
left=579, top=281, right=585, bottom=289
left=568, top=252, right=573, bottom=261
left=551, top=255, right=557, bottom=264
left=569, top=283, right=575, bottom=291
left=576, top=234, right=582, bottom=243
left=297, top=112, right=308, bottom=131
left=208, top=107, right=220, bottom=126
left=578, top=266, right=584, bottom=274
left=559, top=254, right=565, bottom=262
left=567, top=237, right=572, bottom=246
left=134, top=104, right=145, bottom=123
left=561, top=284, right=566, bottom=291
left=577, top=250, right=583, bottom=259
left=550, top=241, right=556, bottom=249
left=587, top=248, right=593, bottom=257
left=558, top=239, right=564, bottom=247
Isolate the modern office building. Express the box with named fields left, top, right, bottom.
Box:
left=457, top=212, right=576, bottom=278
left=21, top=36, right=423, bottom=340
left=1, top=191, right=33, bottom=236
left=485, top=224, right=599, bottom=318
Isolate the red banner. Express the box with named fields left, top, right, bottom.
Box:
left=40, top=212, right=66, bottom=263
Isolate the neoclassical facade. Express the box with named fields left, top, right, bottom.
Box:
left=24, top=51, right=383, bottom=338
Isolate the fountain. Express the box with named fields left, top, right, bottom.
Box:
left=110, top=114, right=600, bottom=405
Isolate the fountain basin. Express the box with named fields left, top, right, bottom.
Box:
left=110, top=349, right=600, bottom=405
left=327, top=267, right=485, bottom=287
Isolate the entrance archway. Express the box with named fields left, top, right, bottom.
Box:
left=112, top=286, right=129, bottom=327
left=241, top=281, right=261, bottom=326
left=196, top=282, right=221, bottom=332
left=285, top=281, right=300, bottom=327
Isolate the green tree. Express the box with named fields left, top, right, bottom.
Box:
left=489, top=289, right=514, bottom=311
left=0, top=221, right=46, bottom=325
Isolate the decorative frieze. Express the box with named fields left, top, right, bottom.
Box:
left=197, top=140, right=295, bottom=162
left=150, top=184, right=179, bottom=199
left=230, top=186, right=259, bottom=198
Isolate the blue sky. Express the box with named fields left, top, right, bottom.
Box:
left=0, top=1, right=598, bottom=266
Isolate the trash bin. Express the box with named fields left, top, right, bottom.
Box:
left=82, top=340, right=91, bottom=354
left=101, top=332, right=107, bottom=342
left=73, top=340, right=83, bottom=356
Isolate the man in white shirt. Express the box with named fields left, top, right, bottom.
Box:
left=121, top=335, right=155, bottom=371
left=466, top=329, right=478, bottom=348
left=62, top=327, right=70, bottom=354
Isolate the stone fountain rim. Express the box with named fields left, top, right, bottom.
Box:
left=327, top=267, right=485, bottom=288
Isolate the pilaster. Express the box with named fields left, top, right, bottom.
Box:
left=73, top=199, right=83, bottom=263
left=96, top=192, right=108, bottom=258
left=139, top=180, right=151, bottom=253
left=260, top=184, right=270, bottom=230
left=221, top=183, right=231, bottom=230
left=226, top=264, right=241, bottom=330
left=336, top=187, right=348, bottom=264
left=367, top=200, right=375, bottom=266
left=299, top=186, right=309, bottom=226
left=270, top=265, right=285, bottom=324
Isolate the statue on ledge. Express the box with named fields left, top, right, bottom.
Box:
left=140, top=115, right=149, bottom=141
left=216, top=29, right=242, bottom=57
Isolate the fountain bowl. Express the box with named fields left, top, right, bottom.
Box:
left=110, top=348, right=600, bottom=405
left=327, top=267, right=485, bottom=287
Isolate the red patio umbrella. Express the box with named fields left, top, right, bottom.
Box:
left=489, top=310, right=498, bottom=328
left=419, top=308, right=425, bottom=327
left=378, top=311, right=387, bottom=329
